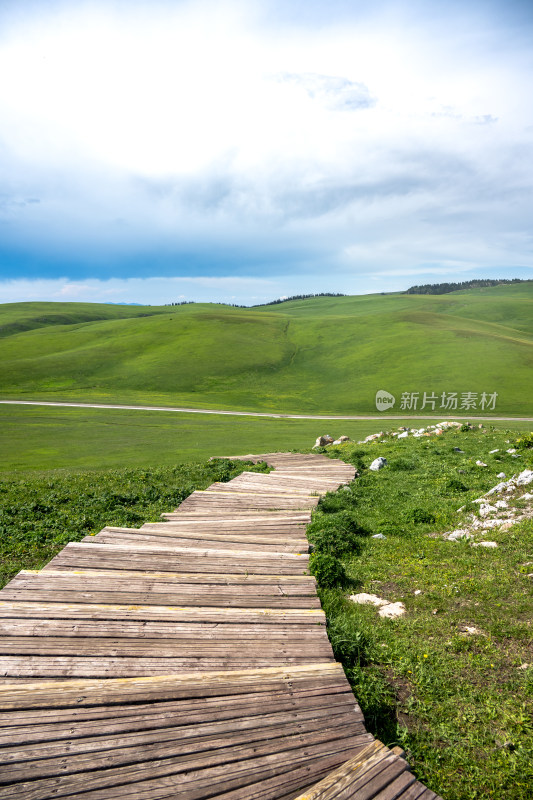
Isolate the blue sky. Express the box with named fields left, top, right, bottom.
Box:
left=0, top=0, right=532, bottom=305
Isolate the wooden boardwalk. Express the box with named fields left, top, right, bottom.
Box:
left=0, top=452, right=442, bottom=799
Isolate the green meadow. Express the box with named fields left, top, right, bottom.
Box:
left=1, top=282, right=532, bottom=416
left=0, top=403, right=389, bottom=472
left=309, top=425, right=533, bottom=799
left=1, top=404, right=532, bottom=474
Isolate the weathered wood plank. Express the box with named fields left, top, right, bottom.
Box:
left=0, top=663, right=346, bottom=708
left=0, top=734, right=372, bottom=800
left=0, top=601, right=325, bottom=624
left=84, top=532, right=309, bottom=553
left=0, top=588, right=320, bottom=608
left=24, top=568, right=316, bottom=585
left=0, top=710, right=361, bottom=773
left=7, top=571, right=317, bottom=592
left=0, top=691, right=360, bottom=744
left=0, top=634, right=334, bottom=658
left=0, top=654, right=335, bottom=679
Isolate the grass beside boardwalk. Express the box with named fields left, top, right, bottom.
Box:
left=0, top=458, right=270, bottom=589
left=309, top=425, right=533, bottom=800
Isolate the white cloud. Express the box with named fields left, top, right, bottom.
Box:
left=0, top=0, right=532, bottom=292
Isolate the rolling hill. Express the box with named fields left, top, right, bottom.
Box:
left=1, top=283, right=532, bottom=415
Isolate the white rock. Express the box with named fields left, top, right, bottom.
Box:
left=349, top=593, right=388, bottom=607
left=447, top=530, right=473, bottom=541
left=486, top=481, right=509, bottom=495
left=481, top=518, right=506, bottom=529
left=369, top=457, right=387, bottom=471
left=314, top=435, right=334, bottom=447
left=476, top=460, right=488, bottom=467
left=516, top=470, right=533, bottom=486
left=460, top=625, right=482, bottom=635
left=522, top=492, right=533, bottom=500
left=499, top=521, right=515, bottom=531
left=497, top=472, right=506, bottom=478
left=489, top=449, right=500, bottom=454
left=473, top=541, right=498, bottom=548
left=507, top=448, right=517, bottom=454
left=371, top=533, right=386, bottom=540
left=379, top=602, right=406, bottom=619
left=397, top=431, right=409, bottom=439
left=332, top=435, right=351, bottom=445
left=479, top=504, right=497, bottom=517
left=414, top=589, right=422, bottom=595
left=495, top=500, right=508, bottom=509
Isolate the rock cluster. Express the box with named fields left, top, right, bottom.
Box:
left=444, top=469, right=533, bottom=546
left=349, top=592, right=406, bottom=619
left=313, top=434, right=351, bottom=448
left=358, top=421, right=462, bottom=444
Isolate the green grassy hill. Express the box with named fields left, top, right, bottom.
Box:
left=1, top=283, right=532, bottom=415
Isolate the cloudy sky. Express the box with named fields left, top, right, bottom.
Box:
left=1, top=0, right=532, bottom=306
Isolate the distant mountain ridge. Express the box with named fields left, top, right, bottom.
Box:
left=405, top=278, right=529, bottom=295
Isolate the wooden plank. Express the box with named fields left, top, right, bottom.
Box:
left=161, top=511, right=312, bottom=520
left=0, top=663, right=346, bottom=708
left=54, top=542, right=310, bottom=561
left=106, top=526, right=309, bottom=546
left=0, top=602, right=325, bottom=624
left=8, top=571, right=317, bottom=592
left=83, top=532, right=309, bottom=553
left=372, top=771, right=417, bottom=800
left=0, top=619, right=328, bottom=641
left=0, top=589, right=320, bottom=609
left=0, top=709, right=361, bottom=771
left=0, top=635, right=334, bottom=658
left=27, top=568, right=316, bottom=586
left=0, top=691, right=360, bottom=744
left=205, top=484, right=318, bottom=497
left=290, top=741, right=392, bottom=799
left=0, top=654, right=334, bottom=678
left=0, top=734, right=372, bottom=800
left=41, top=544, right=310, bottom=576
left=201, top=753, right=355, bottom=800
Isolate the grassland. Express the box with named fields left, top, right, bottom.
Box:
left=2, top=404, right=532, bottom=473
left=1, top=282, right=532, bottom=416
left=308, top=424, right=533, bottom=799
